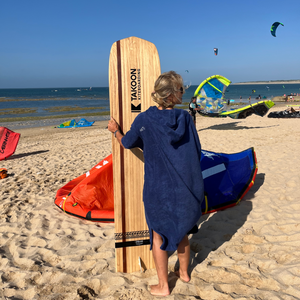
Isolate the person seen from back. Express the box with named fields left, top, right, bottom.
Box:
left=108, top=71, right=204, bottom=297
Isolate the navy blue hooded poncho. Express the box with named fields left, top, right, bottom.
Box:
left=122, top=106, right=204, bottom=251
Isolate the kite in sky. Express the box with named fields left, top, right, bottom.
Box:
left=271, top=22, right=284, bottom=37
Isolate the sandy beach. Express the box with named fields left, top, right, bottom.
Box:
left=1, top=102, right=300, bottom=299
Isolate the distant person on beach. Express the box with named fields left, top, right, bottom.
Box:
left=189, top=96, right=200, bottom=126
left=248, top=96, right=251, bottom=105
left=108, top=71, right=204, bottom=297
left=286, top=107, right=300, bottom=113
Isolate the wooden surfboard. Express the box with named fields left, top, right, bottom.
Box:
left=109, top=36, right=161, bottom=273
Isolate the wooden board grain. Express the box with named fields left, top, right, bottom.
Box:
left=109, top=36, right=161, bottom=273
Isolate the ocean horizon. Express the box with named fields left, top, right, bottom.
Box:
left=1, top=83, right=300, bottom=122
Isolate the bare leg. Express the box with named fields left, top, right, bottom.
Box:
left=176, top=235, right=190, bottom=283
left=150, top=230, right=170, bottom=296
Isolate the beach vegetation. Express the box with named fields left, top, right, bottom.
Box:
left=0, top=111, right=110, bottom=123
left=228, top=102, right=244, bottom=106
left=44, top=106, right=105, bottom=113
left=0, top=108, right=37, bottom=115
left=180, top=102, right=189, bottom=110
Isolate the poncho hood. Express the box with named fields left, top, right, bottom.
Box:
left=146, top=106, right=187, bottom=145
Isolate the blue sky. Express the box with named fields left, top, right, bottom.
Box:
left=1, top=0, right=299, bottom=88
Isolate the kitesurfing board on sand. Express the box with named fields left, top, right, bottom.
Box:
left=109, top=36, right=161, bottom=273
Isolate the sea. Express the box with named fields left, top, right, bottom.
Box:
left=1, top=83, right=300, bottom=127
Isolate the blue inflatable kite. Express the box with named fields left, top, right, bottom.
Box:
left=195, top=75, right=274, bottom=118
left=200, top=147, right=257, bottom=214
left=57, top=118, right=95, bottom=128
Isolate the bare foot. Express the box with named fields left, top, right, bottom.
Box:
left=175, top=271, right=190, bottom=283
left=149, top=284, right=170, bottom=297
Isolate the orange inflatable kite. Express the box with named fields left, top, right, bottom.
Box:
left=54, top=154, right=114, bottom=222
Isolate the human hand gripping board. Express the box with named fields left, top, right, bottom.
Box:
left=109, top=37, right=161, bottom=273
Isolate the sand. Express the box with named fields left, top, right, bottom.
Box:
left=1, top=103, right=300, bottom=299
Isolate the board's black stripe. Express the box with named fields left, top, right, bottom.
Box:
left=116, top=40, right=127, bottom=273
left=115, top=239, right=150, bottom=249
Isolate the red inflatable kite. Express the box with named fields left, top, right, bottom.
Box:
left=0, top=127, right=20, bottom=161
left=55, top=154, right=114, bottom=222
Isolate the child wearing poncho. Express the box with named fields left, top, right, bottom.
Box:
left=108, top=71, right=204, bottom=297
